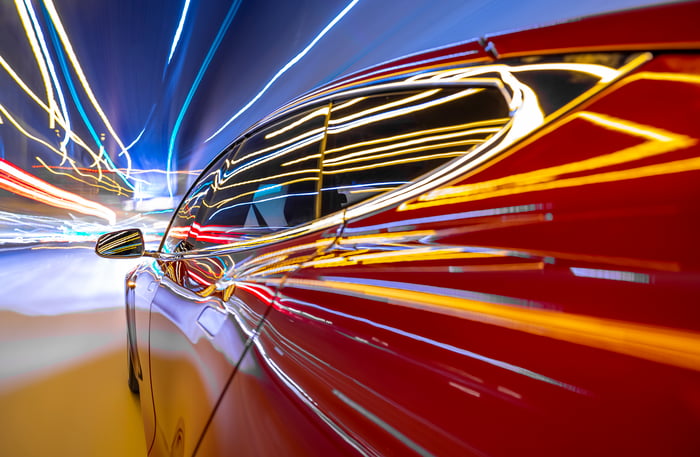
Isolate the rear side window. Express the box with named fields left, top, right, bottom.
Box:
left=188, top=104, right=330, bottom=250
left=321, top=87, right=510, bottom=215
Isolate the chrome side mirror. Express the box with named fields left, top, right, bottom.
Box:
left=95, top=228, right=150, bottom=258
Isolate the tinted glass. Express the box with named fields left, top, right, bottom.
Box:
left=321, top=87, right=510, bottom=214
left=189, top=105, right=330, bottom=250
left=161, top=148, right=235, bottom=254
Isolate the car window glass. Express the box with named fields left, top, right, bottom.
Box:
left=321, top=87, right=510, bottom=214
left=160, top=148, right=236, bottom=254
left=188, top=104, right=330, bottom=251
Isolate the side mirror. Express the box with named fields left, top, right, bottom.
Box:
left=95, top=229, right=149, bottom=258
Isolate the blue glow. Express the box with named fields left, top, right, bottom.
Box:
left=253, top=184, right=283, bottom=198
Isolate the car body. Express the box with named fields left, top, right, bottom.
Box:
left=96, top=3, right=700, bottom=456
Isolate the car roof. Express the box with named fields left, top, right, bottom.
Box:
left=260, top=1, right=700, bottom=126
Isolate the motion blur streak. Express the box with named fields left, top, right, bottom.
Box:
left=410, top=111, right=697, bottom=208
left=206, top=0, right=362, bottom=142
left=167, top=0, right=191, bottom=65
left=41, top=0, right=132, bottom=168
left=167, top=0, right=244, bottom=196
left=0, top=158, right=116, bottom=224
left=279, top=277, right=700, bottom=371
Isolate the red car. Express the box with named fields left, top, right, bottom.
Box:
left=97, top=3, right=700, bottom=456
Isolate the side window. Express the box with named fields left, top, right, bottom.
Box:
left=321, top=87, right=510, bottom=214
left=160, top=148, right=235, bottom=254
left=189, top=104, right=330, bottom=250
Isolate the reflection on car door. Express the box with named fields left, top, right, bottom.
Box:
left=148, top=104, right=332, bottom=456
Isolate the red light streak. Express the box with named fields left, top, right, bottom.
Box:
left=0, top=158, right=116, bottom=224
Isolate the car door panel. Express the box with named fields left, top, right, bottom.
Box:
left=220, top=55, right=700, bottom=456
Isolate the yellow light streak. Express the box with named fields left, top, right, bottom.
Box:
left=622, top=71, right=700, bottom=86
left=279, top=277, right=700, bottom=372
left=281, top=153, right=322, bottom=168
left=330, top=96, right=366, bottom=112
left=323, top=133, right=496, bottom=168
left=0, top=60, right=115, bottom=179
left=322, top=150, right=466, bottom=174
left=42, top=0, right=133, bottom=173
left=212, top=168, right=319, bottom=193
left=220, top=130, right=324, bottom=184
left=14, top=0, right=57, bottom=129
left=407, top=111, right=697, bottom=209
left=203, top=176, right=319, bottom=210
left=35, top=157, right=133, bottom=196
left=0, top=104, right=133, bottom=195
left=329, top=89, right=441, bottom=125
left=265, top=106, right=329, bottom=139
left=328, top=89, right=484, bottom=135
left=324, top=118, right=509, bottom=157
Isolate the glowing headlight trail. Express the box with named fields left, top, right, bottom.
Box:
left=205, top=0, right=362, bottom=142
left=0, top=158, right=116, bottom=225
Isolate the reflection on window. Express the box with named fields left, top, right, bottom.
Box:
left=321, top=87, right=510, bottom=214
left=161, top=146, right=237, bottom=254
left=187, top=105, right=330, bottom=250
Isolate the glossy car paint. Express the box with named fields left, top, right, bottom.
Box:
left=105, top=3, right=700, bottom=456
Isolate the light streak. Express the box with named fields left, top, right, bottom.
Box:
left=217, top=133, right=324, bottom=186
left=14, top=0, right=56, bottom=129
left=409, top=111, right=697, bottom=208
left=41, top=0, right=134, bottom=174
left=167, top=0, right=191, bottom=65
left=206, top=0, right=362, bottom=142
left=280, top=276, right=700, bottom=372
left=265, top=106, right=330, bottom=139
left=322, top=151, right=466, bottom=174
left=225, top=128, right=325, bottom=170
left=0, top=104, right=134, bottom=195
left=327, top=89, right=484, bottom=135
left=0, top=158, right=116, bottom=224
left=324, top=118, right=509, bottom=158
left=34, top=157, right=135, bottom=195
left=329, top=89, right=441, bottom=125
left=20, top=0, right=72, bottom=152
left=167, top=0, right=244, bottom=196
left=324, top=133, right=494, bottom=167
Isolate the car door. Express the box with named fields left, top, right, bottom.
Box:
left=146, top=103, right=338, bottom=457
left=193, top=54, right=700, bottom=456
left=251, top=55, right=700, bottom=456
left=194, top=79, right=516, bottom=455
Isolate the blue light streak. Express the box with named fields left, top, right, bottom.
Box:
left=166, top=0, right=244, bottom=197
left=205, top=0, right=362, bottom=143
left=41, top=6, right=135, bottom=191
